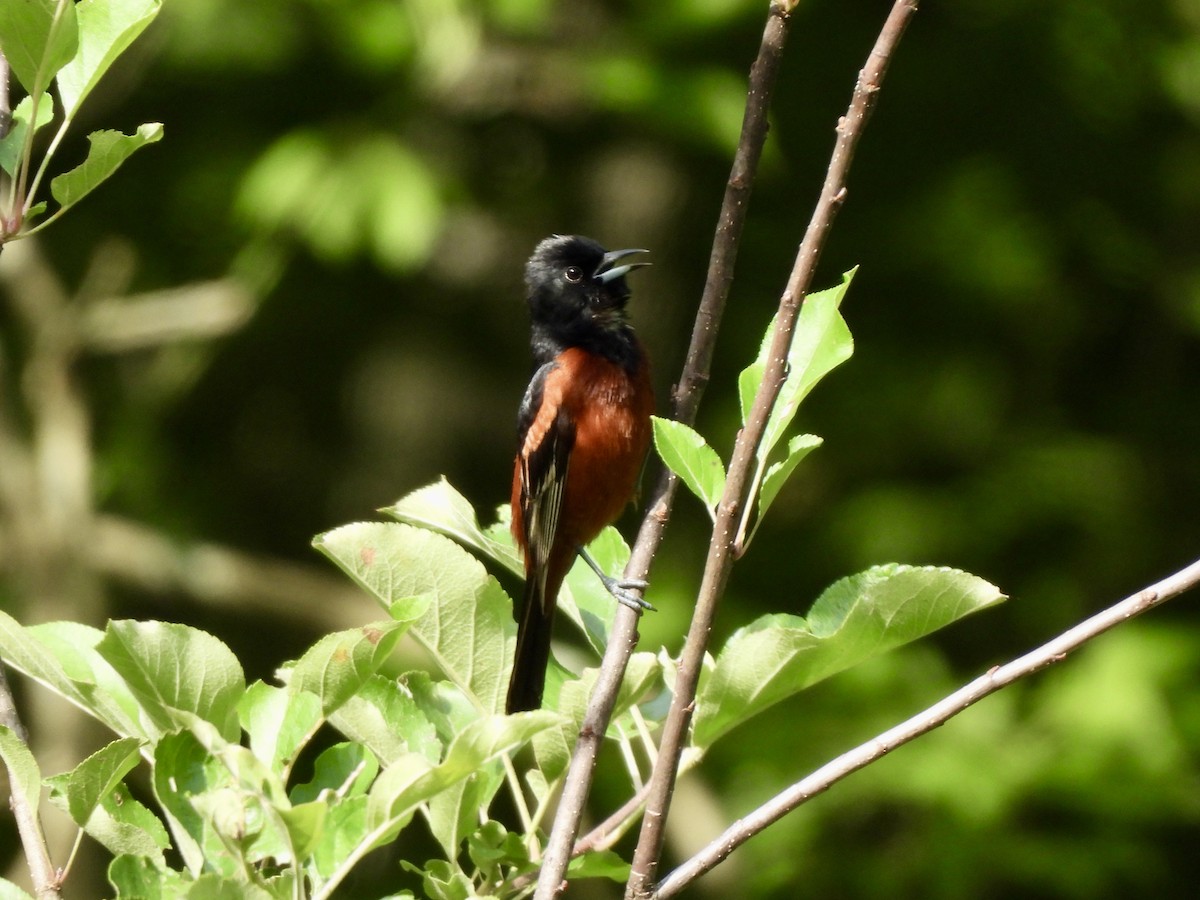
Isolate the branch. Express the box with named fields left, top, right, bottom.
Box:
left=86, top=515, right=378, bottom=631
left=628, top=1, right=920, bottom=895
left=530, top=5, right=796, bottom=896
left=654, top=555, right=1200, bottom=898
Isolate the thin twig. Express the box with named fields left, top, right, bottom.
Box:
left=529, top=5, right=797, bottom=897
left=627, top=2, right=920, bottom=895
left=574, top=781, right=654, bottom=856
left=654, top=556, right=1200, bottom=898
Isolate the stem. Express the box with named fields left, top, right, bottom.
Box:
left=654, top=555, right=1200, bottom=898
left=627, top=2, right=920, bottom=895
left=18, top=0, right=77, bottom=219
left=528, top=4, right=796, bottom=896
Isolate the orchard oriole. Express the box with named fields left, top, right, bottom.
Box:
left=506, top=235, right=655, bottom=714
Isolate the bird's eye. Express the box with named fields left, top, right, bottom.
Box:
left=564, top=266, right=584, bottom=283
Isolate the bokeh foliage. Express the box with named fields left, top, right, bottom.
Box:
left=3, top=0, right=1200, bottom=896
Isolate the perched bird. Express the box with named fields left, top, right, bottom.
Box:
left=506, top=235, right=655, bottom=714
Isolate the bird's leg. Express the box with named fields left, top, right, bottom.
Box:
left=577, top=547, right=655, bottom=612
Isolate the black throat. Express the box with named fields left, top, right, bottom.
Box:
left=530, top=321, right=643, bottom=374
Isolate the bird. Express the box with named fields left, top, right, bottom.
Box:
left=506, top=234, right=656, bottom=714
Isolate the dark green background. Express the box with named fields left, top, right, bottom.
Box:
left=3, top=0, right=1199, bottom=896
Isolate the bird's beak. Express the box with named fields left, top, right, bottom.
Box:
left=594, top=248, right=650, bottom=283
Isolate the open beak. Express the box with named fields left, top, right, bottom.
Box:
left=594, top=248, right=650, bottom=283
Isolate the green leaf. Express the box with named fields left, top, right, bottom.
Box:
left=366, top=712, right=559, bottom=845
left=327, top=674, right=441, bottom=766
left=738, top=269, right=856, bottom=453
left=425, top=760, right=506, bottom=861
left=0, top=726, right=43, bottom=826
left=386, top=477, right=522, bottom=575
left=278, top=800, right=327, bottom=860
left=0, top=0, right=79, bottom=93
left=0, top=878, right=36, bottom=900
left=0, top=613, right=147, bottom=739
left=98, top=620, right=245, bottom=741
left=694, top=565, right=1005, bottom=747
left=151, top=730, right=235, bottom=876
left=287, top=619, right=415, bottom=715
left=314, top=521, right=515, bottom=713
left=533, top=652, right=660, bottom=782
left=465, top=820, right=530, bottom=877
left=185, top=875, right=276, bottom=900
left=746, top=433, right=824, bottom=547
left=49, top=123, right=164, bottom=214
left=567, top=848, right=631, bottom=881
left=651, top=416, right=726, bottom=515
left=759, top=433, right=823, bottom=518
left=76, top=782, right=170, bottom=860
left=57, top=0, right=161, bottom=117
left=108, top=854, right=189, bottom=897
left=238, top=682, right=322, bottom=773
left=410, top=859, right=473, bottom=900
left=384, top=477, right=619, bottom=654
left=0, top=93, right=55, bottom=177
left=403, top=673, right=476, bottom=748
left=310, top=795, right=369, bottom=879
left=45, top=736, right=143, bottom=826
left=291, top=742, right=379, bottom=805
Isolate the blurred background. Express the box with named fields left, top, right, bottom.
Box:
left=2, top=0, right=1200, bottom=896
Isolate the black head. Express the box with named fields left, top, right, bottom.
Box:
left=524, top=234, right=648, bottom=364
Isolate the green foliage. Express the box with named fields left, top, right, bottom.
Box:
left=651, top=417, right=726, bottom=517
left=7, top=1, right=1190, bottom=895
left=0, top=275, right=1007, bottom=895
left=694, top=565, right=1005, bottom=748
left=0, top=0, right=162, bottom=241
left=0, top=608, right=562, bottom=897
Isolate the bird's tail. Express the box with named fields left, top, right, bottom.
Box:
left=506, top=561, right=566, bottom=714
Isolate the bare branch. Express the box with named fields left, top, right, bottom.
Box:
left=87, top=515, right=378, bottom=631
left=654, top=555, right=1200, bottom=898
left=530, top=5, right=797, bottom=896
left=82, top=280, right=255, bottom=353
left=628, top=2, right=920, bottom=895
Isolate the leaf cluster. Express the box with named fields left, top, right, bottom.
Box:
left=0, top=0, right=162, bottom=243
left=0, top=271, right=1006, bottom=897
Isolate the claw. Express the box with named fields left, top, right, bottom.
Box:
left=600, top=573, right=656, bottom=612
left=578, top=548, right=656, bottom=612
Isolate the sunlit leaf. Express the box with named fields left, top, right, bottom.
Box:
left=742, top=433, right=823, bottom=549
left=738, top=270, right=856, bottom=453
left=57, top=0, right=161, bottom=117
left=238, top=682, right=322, bottom=772
left=652, top=416, right=726, bottom=515
left=0, top=0, right=79, bottom=92
left=75, top=783, right=170, bottom=860
left=97, top=620, right=245, bottom=741
left=0, top=613, right=147, bottom=739
left=291, top=742, right=379, bottom=805
left=314, top=521, right=515, bottom=713
left=365, top=712, right=559, bottom=848
left=385, top=477, right=522, bottom=575
left=49, top=123, right=164, bottom=215
left=327, top=674, right=441, bottom=766
left=0, top=878, right=35, bottom=900
left=45, top=737, right=143, bottom=827
left=694, top=565, right=1005, bottom=747
left=0, top=726, right=43, bottom=829
left=0, top=94, right=55, bottom=177
left=151, top=730, right=236, bottom=876
left=287, top=617, right=417, bottom=715
left=567, top=848, right=631, bottom=881
left=533, top=652, right=660, bottom=782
